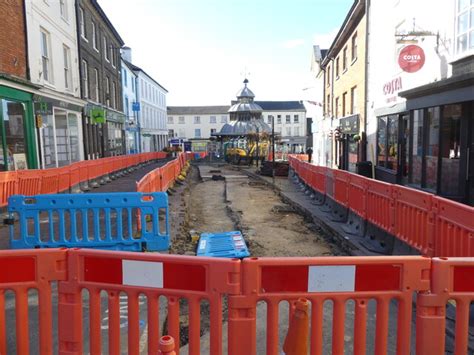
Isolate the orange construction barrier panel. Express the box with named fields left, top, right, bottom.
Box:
left=40, top=168, right=60, bottom=194
left=58, top=249, right=240, bottom=355
left=0, top=249, right=67, bottom=354
left=228, top=256, right=430, bottom=355
left=17, top=169, right=42, bottom=196
left=394, top=185, right=434, bottom=256
left=416, top=257, right=474, bottom=355
left=366, top=179, right=395, bottom=234
left=432, top=196, right=474, bottom=257
left=0, top=171, right=17, bottom=207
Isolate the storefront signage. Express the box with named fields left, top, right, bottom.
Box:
left=398, top=45, right=425, bottom=73
left=340, top=114, right=359, bottom=135
left=91, top=108, right=106, bottom=124
left=34, top=101, right=52, bottom=115
left=383, top=77, right=403, bottom=95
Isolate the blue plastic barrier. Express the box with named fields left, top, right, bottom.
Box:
left=8, top=192, right=169, bottom=251
left=197, top=231, right=250, bottom=258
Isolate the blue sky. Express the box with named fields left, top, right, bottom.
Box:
left=99, top=0, right=354, bottom=105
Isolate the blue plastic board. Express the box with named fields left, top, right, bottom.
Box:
left=8, top=192, right=169, bottom=252
left=197, top=231, right=250, bottom=258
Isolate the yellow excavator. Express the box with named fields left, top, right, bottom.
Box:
left=226, top=139, right=269, bottom=165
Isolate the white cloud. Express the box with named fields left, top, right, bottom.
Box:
left=281, top=38, right=305, bottom=49
left=313, top=28, right=339, bottom=49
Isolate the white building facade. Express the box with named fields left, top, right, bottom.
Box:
left=25, top=0, right=85, bottom=168
left=307, top=45, right=328, bottom=165
left=134, top=69, right=168, bottom=153
left=167, top=102, right=307, bottom=153
left=366, top=0, right=453, bottom=184
left=121, top=54, right=138, bottom=153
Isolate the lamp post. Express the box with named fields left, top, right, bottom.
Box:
left=256, top=125, right=259, bottom=168
left=272, top=115, right=276, bottom=180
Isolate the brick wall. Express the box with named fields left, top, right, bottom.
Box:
left=0, top=0, right=27, bottom=78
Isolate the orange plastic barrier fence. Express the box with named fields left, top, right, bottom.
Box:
left=0, top=171, right=17, bottom=207
left=0, top=153, right=164, bottom=207
left=432, top=196, right=474, bottom=257
left=290, top=159, right=474, bottom=257
left=347, top=172, right=368, bottom=219
left=394, top=186, right=434, bottom=256
left=416, top=257, right=474, bottom=355
left=0, top=249, right=67, bottom=354
left=59, top=248, right=240, bottom=355
left=333, top=170, right=350, bottom=208
left=2, top=249, right=474, bottom=354
left=17, top=170, right=42, bottom=196
left=229, top=256, right=430, bottom=355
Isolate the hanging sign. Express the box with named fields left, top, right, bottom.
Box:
left=398, top=45, right=425, bottom=73
left=91, top=108, right=106, bottom=124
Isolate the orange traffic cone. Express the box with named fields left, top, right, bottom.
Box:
left=158, top=335, right=176, bottom=355
left=282, top=298, right=310, bottom=355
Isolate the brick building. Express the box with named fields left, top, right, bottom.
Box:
left=76, top=0, right=125, bottom=159
left=320, top=0, right=366, bottom=172
left=0, top=0, right=38, bottom=171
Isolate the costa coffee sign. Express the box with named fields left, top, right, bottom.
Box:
left=398, top=45, right=425, bottom=73
left=383, top=77, right=402, bottom=95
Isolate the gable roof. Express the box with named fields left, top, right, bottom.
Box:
left=123, top=59, right=168, bottom=92
left=90, top=0, right=125, bottom=45
left=254, top=101, right=306, bottom=111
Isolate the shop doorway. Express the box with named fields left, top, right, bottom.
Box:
left=399, top=114, right=410, bottom=185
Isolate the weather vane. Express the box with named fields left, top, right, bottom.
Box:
left=240, top=67, right=251, bottom=80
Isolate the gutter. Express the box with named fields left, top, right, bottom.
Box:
left=22, top=1, right=30, bottom=80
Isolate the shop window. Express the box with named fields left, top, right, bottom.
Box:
left=68, top=113, right=80, bottom=163
left=440, top=104, right=462, bottom=196
left=376, top=115, right=398, bottom=172
left=41, top=114, right=57, bottom=168
left=410, top=109, right=424, bottom=187
left=1, top=100, right=26, bottom=170
left=377, top=116, right=387, bottom=167
left=425, top=107, right=440, bottom=191
left=456, top=0, right=474, bottom=54
left=55, top=111, right=69, bottom=167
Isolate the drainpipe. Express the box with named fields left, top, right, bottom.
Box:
left=363, top=0, right=370, bottom=163
left=22, top=1, right=30, bottom=81
left=136, top=75, right=142, bottom=153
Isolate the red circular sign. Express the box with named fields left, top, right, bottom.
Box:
left=398, top=45, right=425, bottom=73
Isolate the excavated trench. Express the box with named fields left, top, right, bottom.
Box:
left=167, top=163, right=343, bottom=349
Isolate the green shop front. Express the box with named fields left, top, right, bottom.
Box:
left=0, top=85, right=37, bottom=171
left=83, top=104, right=125, bottom=159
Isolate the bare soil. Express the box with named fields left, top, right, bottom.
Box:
left=167, top=163, right=342, bottom=348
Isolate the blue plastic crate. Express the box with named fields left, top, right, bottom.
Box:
left=197, top=231, right=250, bottom=258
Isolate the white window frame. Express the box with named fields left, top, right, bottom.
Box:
left=286, top=127, right=291, bottom=136
left=179, top=116, right=185, bottom=124
left=79, top=7, right=86, bottom=39
left=60, top=0, right=68, bottom=21
left=221, top=115, right=227, bottom=123
left=210, top=115, right=216, bottom=123
left=294, top=127, right=300, bottom=136
left=455, top=0, right=474, bottom=56
left=105, top=76, right=110, bottom=107
left=104, top=36, right=110, bottom=62
left=63, top=44, right=72, bottom=91
left=91, top=21, right=98, bottom=51
left=293, top=114, right=299, bottom=123
left=168, top=116, right=174, bottom=124
left=40, top=28, right=52, bottom=83
left=82, top=60, right=88, bottom=98
left=195, top=128, right=201, bottom=138
left=194, top=116, right=201, bottom=124
left=285, top=115, right=291, bottom=124
left=112, top=81, right=116, bottom=109
left=94, top=68, right=99, bottom=102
